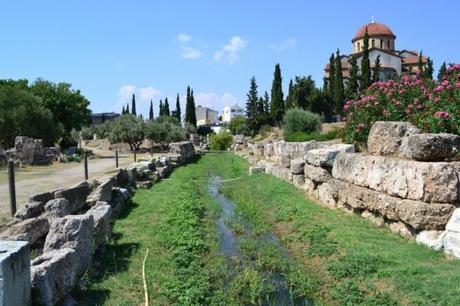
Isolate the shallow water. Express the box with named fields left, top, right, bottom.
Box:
left=208, top=176, right=312, bottom=306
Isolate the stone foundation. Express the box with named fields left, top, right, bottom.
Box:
left=233, top=121, right=460, bottom=259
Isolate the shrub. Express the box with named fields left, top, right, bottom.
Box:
left=228, top=116, right=250, bottom=136
left=285, top=129, right=340, bottom=142
left=210, top=131, right=233, bottom=150
left=282, top=108, right=321, bottom=138
left=145, top=116, right=187, bottom=145
left=343, top=64, right=460, bottom=146
left=197, top=125, right=214, bottom=136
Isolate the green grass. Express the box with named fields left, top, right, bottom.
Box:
left=285, top=129, right=340, bottom=142
left=76, top=153, right=460, bottom=305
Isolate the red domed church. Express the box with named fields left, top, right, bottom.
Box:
left=325, top=20, right=427, bottom=80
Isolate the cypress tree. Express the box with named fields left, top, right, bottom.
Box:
left=175, top=93, right=181, bottom=121
left=360, top=28, right=371, bottom=91
left=285, top=79, right=294, bottom=110
left=328, top=53, right=336, bottom=99
left=159, top=99, right=163, bottom=116
left=270, top=63, right=284, bottom=125
left=423, top=57, right=434, bottom=80
left=185, top=86, right=197, bottom=127
left=333, top=49, right=345, bottom=114
left=122, top=105, right=125, bottom=115
left=438, top=62, right=448, bottom=81
left=417, top=51, right=424, bottom=75
left=246, top=76, right=258, bottom=126
left=164, top=97, right=170, bottom=116
left=263, top=91, right=270, bottom=115
left=131, top=94, right=137, bottom=115
left=126, top=103, right=130, bottom=114
left=149, top=100, right=154, bottom=120
left=346, top=55, right=359, bottom=101
left=372, top=55, right=382, bottom=83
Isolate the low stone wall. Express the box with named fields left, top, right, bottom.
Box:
left=0, top=141, right=196, bottom=305
left=234, top=122, right=460, bottom=259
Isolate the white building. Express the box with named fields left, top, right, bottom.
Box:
left=195, top=105, right=219, bottom=126
left=222, top=104, right=244, bottom=123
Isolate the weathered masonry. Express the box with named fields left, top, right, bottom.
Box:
left=0, top=141, right=196, bottom=306
left=233, top=122, right=460, bottom=259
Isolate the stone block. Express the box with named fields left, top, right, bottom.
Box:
left=54, top=181, right=91, bottom=213
left=332, top=153, right=459, bottom=204
left=86, top=202, right=112, bottom=249
left=86, top=178, right=114, bottom=206
left=404, top=133, right=460, bottom=161
left=0, top=241, right=30, bottom=306
left=14, top=201, right=44, bottom=220
left=29, top=191, right=54, bottom=204
left=304, top=164, right=331, bottom=183
left=44, top=198, right=72, bottom=219
left=0, top=216, right=49, bottom=245
left=305, top=144, right=354, bottom=167
left=137, top=180, right=153, bottom=189
left=290, top=159, right=305, bottom=174
left=292, top=174, right=305, bottom=188
left=367, top=121, right=420, bottom=156
left=416, top=230, right=445, bottom=251
left=317, top=182, right=338, bottom=208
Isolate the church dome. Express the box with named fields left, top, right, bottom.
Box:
left=352, top=22, right=396, bottom=42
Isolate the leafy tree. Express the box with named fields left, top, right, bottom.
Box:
left=185, top=86, right=197, bottom=127
left=131, top=94, right=137, bottom=115
left=328, top=53, right=336, bottom=99
left=108, top=114, right=144, bottom=151
left=282, top=108, right=321, bottom=138
left=292, top=76, right=316, bottom=110
left=0, top=79, right=29, bottom=90
left=372, top=55, right=382, bottom=83
left=175, top=93, right=181, bottom=121
left=228, top=116, right=250, bottom=135
left=145, top=116, right=186, bottom=146
left=246, top=76, right=258, bottom=131
left=333, top=50, right=345, bottom=114
left=438, top=62, right=448, bottom=81
left=164, top=97, right=170, bottom=116
left=197, top=125, right=214, bottom=136
left=210, top=131, right=233, bottom=150
left=285, top=79, right=294, bottom=110
left=256, top=96, right=265, bottom=116
left=30, top=79, right=91, bottom=135
left=360, top=28, right=371, bottom=91
left=346, top=55, right=359, bottom=101
left=423, top=57, right=434, bottom=80
left=270, top=63, right=284, bottom=125
left=0, top=87, right=62, bottom=148
left=149, top=100, right=154, bottom=120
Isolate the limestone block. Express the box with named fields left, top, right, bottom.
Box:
left=304, top=164, right=331, bottom=183
left=126, top=166, right=138, bottom=185
left=137, top=180, right=153, bottom=189
left=0, top=241, right=30, bottom=306
left=290, top=159, right=305, bottom=174
left=305, top=144, right=354, bottom=167
left=0, top=216, right=49, bottom=245
left=54, top=181, right=91, bottom=213
left=31, top=248, right=80, bottom=306
left=14, top=201, right=44, bottom=220
left=29, top=191, right=54, bottom=205
left=317, top=183, right=338, bottom=208
left=86, top=202, right=112, bottom=249
left=86, top=178, right=114, bottom=206
left=332, top=153, right=459, bottom=203
left=416, top=230, right=445, bottom=251
left=367, top=121, right=420, bottom=156
left=44, top=214, right=94, bottom=274
left=361, top=210, right=384, bottom=227
left=44, top=198, right=72, bottom=219
left=292, top=174, right=305, bottom=188
left=386, top=221, right=414, bottom=238
left=404, top=133, right=460, bottom=161
left=279, top=153, right=291, bottom=168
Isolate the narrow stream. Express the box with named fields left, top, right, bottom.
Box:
left=208, top=176, right=311, bottom=306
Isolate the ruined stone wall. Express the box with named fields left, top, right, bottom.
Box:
left=0, top=141, right=196, bottom=305
left=233, top=122, right=460, bottom=259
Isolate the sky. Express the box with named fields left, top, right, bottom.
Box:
left=1, top=1, right=459, bottom=118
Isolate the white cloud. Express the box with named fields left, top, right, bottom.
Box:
left=271, top=38, right=296, bottom=51
left=113, top=85, right=164, bottom=116
left=176, top=33, right=191, bottom=42
left=181, top=46, right=203, bottom=59
left=194, top=92, right=241, bottom=113
left=213, top=36, right=247, bottom=64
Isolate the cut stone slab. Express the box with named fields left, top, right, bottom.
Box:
left=416, top=230, right=445, bottom=251
left=290, top=159, right=305, bottom=174
left=292, top=174, right=305, bottom=188
left=404, top=133, right=460, bottom=161
left=305, top=144, right=354, bottom=167
left=44, top=198, right=72, bottom=219
left=86, top=202, right=112, bottom=249
left=304, top=164, right=331, bottom=183
left=14, top=201, right=44, bottom=220
left=0, top=216, right=49, bottom=245
left=86, top=178, right=114, bottom=206
left=29, top=191, right=54, bottom=205
left=0, top=241, right=31, bottom=306
left=367, top=121, right=420, bottom=156
left=54, top=181, right=91, bottom=214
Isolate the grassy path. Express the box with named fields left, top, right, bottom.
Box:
left=76, top=153, right=460, bottom=305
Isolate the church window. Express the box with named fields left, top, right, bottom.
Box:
left=380, top=39, right=383, bottom=48
left=372, top=39, right=375, bottom=48
left=358, top=42, right=360, bottom=51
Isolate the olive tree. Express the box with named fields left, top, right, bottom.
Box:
left=108, top=114, right=145, bottom=151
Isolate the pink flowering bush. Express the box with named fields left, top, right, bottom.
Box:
left=343, top=64, right=460, bottom=146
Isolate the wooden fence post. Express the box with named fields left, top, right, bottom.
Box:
left=8, top=159, right=16, bottom=217
left=115, top=150, right=119, bottom=168
left=84, top=153, right=88, bottom=180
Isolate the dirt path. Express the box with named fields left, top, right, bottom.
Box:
left=0, top=155, right=135, bottom=217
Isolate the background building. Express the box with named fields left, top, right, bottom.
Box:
left=195, top=105, right=219, bottom=126
left=222, top=104, right=244, bottom=123
left=325, top=21, right=428, bottom=80
left=91, top=112, right=120, bottom=125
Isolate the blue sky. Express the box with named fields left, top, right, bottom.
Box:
left=1, top=1, right=459, bottom=118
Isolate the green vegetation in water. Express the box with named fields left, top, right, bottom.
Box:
left=75, top=153, right=460, bottom=305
